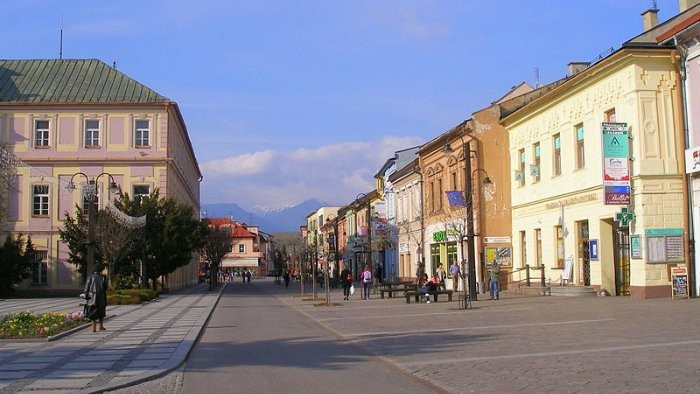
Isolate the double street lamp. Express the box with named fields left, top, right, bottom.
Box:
left=444, top=140, right=491, bottom=303
left=67, top=172, right=119, bottom=278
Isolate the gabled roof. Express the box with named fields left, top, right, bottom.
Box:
left=232, top=226, right=256, bottom=238
left=0, top=59, right=169, bottom=104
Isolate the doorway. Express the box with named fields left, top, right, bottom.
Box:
left=577, top=221, right=590, bottom=286
left=614, top=224, right=630, bottom=296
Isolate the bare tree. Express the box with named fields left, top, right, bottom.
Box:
left=0, top=146, right=20, bottom=233
left=200, top=220, right=231, bottom=291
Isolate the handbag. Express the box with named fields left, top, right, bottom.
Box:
left=350, top=285, right=355, bottom=295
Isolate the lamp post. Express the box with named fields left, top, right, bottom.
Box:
left=443, top=140, right=491, bottom=303
left=66, top=172, right=119, bottom=279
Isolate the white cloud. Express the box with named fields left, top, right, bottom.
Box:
left=200, top=135, right=423, bottom=209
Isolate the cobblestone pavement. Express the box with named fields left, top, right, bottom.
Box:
left=268, top=282, right=700, bottom=393
left=4, top=280, right=699, bottom=393
left=0, top=283, right=223, bottom=394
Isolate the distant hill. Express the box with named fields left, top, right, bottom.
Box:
left=202, top=199, right=322, bottom=232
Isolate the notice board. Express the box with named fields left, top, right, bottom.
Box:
left=671, top=265, right=689, bottom=299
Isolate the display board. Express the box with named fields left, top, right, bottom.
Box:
left=671, top=265, right=689, bottom=299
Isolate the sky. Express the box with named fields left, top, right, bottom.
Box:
left=0, top=0, right=683, bottom=211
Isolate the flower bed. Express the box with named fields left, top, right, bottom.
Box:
left=0, top=310, right=88, bottom=340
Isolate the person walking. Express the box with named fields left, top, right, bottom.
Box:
left=283, top=270, right=291, bottom=288
left=449, top=260, right=460, bottom=292
left=340, top=266, right=353, bottom=300
left=82, top=263, right=109, bottom=333
left=489, top=261, right=501, bottom=300
left=361, top=265, right=372, bottom=300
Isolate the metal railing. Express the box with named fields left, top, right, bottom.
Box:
left=505, top=264, right=546, bottom=291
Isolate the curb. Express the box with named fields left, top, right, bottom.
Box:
left=78, top=282, right=227, bottom=394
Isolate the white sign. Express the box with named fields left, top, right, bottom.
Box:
left=484, top=236, right=511, bottom=244
left=685, top=147, right=700, bottom=174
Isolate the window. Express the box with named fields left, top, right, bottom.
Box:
left=34, top=120, right=50, bottom=147
left=556, top=226, right=564, bottom=268
left=85, top=120, right=100, bottom=147
left=535, top=229, right=542, bottom=267
left=429, top=180, right=435, bottom=213
left=32, top=185, right=49, bottom=216
left=605, top=109, right=616, bottom=122
left=518, top=148, right=525, bottom=186
left=32, top=251, right=48, bottom=285
left=575, top=124, right=585, bottom=169
left=239, top=244, right=245, bottom=253
left=82, top=184, right=98, bottom=214
left=533, top=143, right=541, bottom=182
left=437, top=179, right=443, bottom=211
left=227, top=243, right=233, bottom=253
left=133, top=185, right=150, bottom=203
left=414, top=188, right=421, bottom=219
left=135, top=119, right=150, bottom=146
left=450, top=171, right=457, bottom=191
left=519, top=230, right=526, bottom=268
left=553, top=134, right=561, bottom=176
left=430, top=244, right=440, bottom=271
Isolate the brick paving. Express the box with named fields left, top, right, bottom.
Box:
left=3, top=280, right=699, bottom=393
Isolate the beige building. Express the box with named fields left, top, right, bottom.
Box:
left=502, top=45, right=686, bottom=298
left=389, top=158, right=423, bottom=280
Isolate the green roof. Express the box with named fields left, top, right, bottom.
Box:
left=0, top=59, right=169, bottom=104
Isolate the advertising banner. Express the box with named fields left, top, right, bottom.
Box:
left=602, top=122, right=630, bottom=205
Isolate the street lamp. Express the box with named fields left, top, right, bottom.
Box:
left=443, top=140, right=490, bottom=302
left=66, top=172, right=119, bottom=279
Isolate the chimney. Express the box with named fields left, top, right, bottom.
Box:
left=642, top=8, right=659, bottom=31
left=568, top=62, right=590, bottom=76
left=680, top=0, right=700, bottom=12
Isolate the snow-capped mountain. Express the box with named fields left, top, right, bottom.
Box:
left=201, top=199, right=323, bottom=232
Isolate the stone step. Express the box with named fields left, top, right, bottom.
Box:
left=548, top=285, right=598, bottom=297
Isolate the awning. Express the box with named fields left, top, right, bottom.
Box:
left=221, top=257, right=259, bottom=268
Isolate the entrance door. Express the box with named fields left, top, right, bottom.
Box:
left=577, top=221, right=590, bottom=286
left=614, top=225, right=630, bottom=296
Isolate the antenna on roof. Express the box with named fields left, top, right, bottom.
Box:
left=59, top=13, right=63, bottom=59
left=112, top=61, right=117, bottom=69
left=652, top=0, right=658, bottom=10
left=534, top=67, right=541, bottom=88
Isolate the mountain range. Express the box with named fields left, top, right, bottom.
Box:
left=201, top=199, right=323, bottom=232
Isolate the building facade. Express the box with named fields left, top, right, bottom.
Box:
left=0, top=59, right=202, bottom=295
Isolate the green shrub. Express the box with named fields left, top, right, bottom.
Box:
left=107, top=293, right=140, bottom=305
left=120, top=288, right=159, bottom=302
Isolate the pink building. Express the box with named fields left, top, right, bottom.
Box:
left=0, top=59, right=202, bottom=295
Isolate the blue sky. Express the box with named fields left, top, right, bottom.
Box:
left=1, top=0, right=682, bottom=211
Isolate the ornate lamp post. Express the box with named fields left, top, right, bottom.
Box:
left=443, top=141, right=491, bottom=303
left=66, top=172, right=119, bottom=278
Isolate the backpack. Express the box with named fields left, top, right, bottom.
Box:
left=363, top=271, right=372, bottom=283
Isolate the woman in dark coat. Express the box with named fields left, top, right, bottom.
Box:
left=83, top=263, right=109, bottom=332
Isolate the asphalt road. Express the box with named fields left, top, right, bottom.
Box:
left=180, top=282, right=441, bottom=394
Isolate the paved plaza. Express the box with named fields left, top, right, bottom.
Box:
left=2, top=279, right=699, bottom=393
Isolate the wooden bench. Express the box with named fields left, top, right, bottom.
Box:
left=405, top=289, right=453, bottom=303
left=379, top=283, right=416, bottom=299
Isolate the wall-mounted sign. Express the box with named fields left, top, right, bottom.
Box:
left=589, top=239, right=599, bottom=260
left=602, top=122, right=630, bottom=205
left=630, top=235, right=642, bottom=259
left=484, top=236, right=511, bottom=244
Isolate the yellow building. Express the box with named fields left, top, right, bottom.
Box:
left=502, top=45, right=686, bottom=298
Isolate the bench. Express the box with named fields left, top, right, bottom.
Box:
left=405, top=289, right=453, bottom=303
left=379, top=283, right=416, bottom=299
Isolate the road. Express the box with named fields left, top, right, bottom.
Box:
left=116, top=279, right=700, bottom=394
left=179, top=282, right=440, bottom=394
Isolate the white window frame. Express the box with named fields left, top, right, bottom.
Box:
left=239, top=244, right=245, bottom=253
left=135, top=119, right=150, bottom=147
left=32, top=184, right=50, bottom=216
left=32, top=251, right=48, bottom=285
left=85, top=119, right=100, bottom=147
left=34, top=120, right=50, bottom=147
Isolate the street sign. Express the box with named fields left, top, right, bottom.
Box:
left=615, top=207, right=634, bottom=227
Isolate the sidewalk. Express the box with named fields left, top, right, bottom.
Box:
left=0, top=282, right=225, bottom=394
